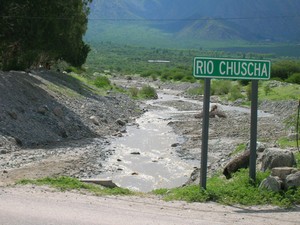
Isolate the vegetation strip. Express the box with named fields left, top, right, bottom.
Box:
left=17, top=177, right=134, bottom=196
left=153, top=169, right=300, bottom=208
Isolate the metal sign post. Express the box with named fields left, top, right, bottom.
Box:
left=249, top=80, right=258, bottom=182
left=193, top=57, right=271, bottom=189
left=200, top=78, right=211, bottom=189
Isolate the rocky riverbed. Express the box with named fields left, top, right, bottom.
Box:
left=0, top=70, right=298, bottom=189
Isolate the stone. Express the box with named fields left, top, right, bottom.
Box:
left=287, top=133, right=297, bottom=141
left=130, top=152, right=141, bottom=155
left=0, top=149, right=7, bottom=154
left=116, top=119, right=126, bottom=126
left=171, top=143, right=180, bottom=147
left=7, top=111, right=18, bottom=120
left=261, top=148, right=296, bottom=172
left=184, top=168, right=200, bottom=186
left=53, top=106, right=64, bottom=118
left=285, top=171, right=300, bottom=189
left=89, top=116, right=100, bottom=126
left=259, top=176, right=283, bottom=192
left=271, top=167, right=298, bottom=180
left=80, top=179, right=118, bottom=188
left=246, top=141, right=266, bottom=152
left=37, top=105, right=49, bottom=115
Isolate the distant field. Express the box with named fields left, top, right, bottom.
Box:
left=218, top=45, right=300, bottom=58
left=86, top=21, right=300, bottom=58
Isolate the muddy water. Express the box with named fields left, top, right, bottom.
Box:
left=97, top=92, right=199, bottom=192
left=97, top=91, right=273, bottom=192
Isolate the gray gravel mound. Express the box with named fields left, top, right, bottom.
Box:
left=0, top=70, right=141, bottom=150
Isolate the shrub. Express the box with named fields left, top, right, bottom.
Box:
left=228, top=85, right=244, bottom=101
left=187, top=87, right=203, bottom=96
left=139, top=85, right=158, bottom=99
left=181, top=76, right=196, bottom=83
left=246, top=83, right=252, bottom=101
left=264, top=84, right=272, bottom=96
left=93, top=76, right=111, bottom=88
left=286, top=73, right=300, bottom=84
left=172, top=72, right=185, bottom=81
left=129, top=86, right=139, bottom=98
left=211, top=80, right=232, bottom=95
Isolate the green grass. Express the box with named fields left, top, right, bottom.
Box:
left=93, top=76, right=111, bottom=89
left=186, top=86, right=204, bottom=96
left=259, top=82, right=300, bottom=101
left=17, top=176, right=133, bottom=196
left=229, top=143, right=247, bottom=156
left=46, top=82, right=82, bottom=98
left=153, top=169, right=300, bottom=208
left=276, top=137, right=300, bottom=149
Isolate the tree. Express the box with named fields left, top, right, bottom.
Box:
left=0, top=0, right=92, bottom=70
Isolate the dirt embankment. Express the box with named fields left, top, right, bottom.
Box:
left=0, top=70, right=141, bottom=185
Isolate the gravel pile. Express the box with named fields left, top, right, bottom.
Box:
left=0, top=70, right=141, bottom=149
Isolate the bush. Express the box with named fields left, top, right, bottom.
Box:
left=93, top=76, right=111, bottom=88
left=139, top=85, right=158, bottom=99
left=286, top=73, right=300, bottom=84
left=187, top=87, right=203, bottom=96
left=129, top=86, right=139, bottom=98
left=246, top=83, right=252, bottom=101
left=172, top=72, right=185, bottom=81
left=211, top=80, right=232, bottom=95
left=228, top=85, right=244, bottom=101
left=272, top=60, right=300, bottom=81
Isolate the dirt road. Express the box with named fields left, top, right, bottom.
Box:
left=0, top=186, right=299, bottom=225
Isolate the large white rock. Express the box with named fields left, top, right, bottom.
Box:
left=261, top=148, right=296, bottom=172
left=285, top=171, right=300, bottom=189
left=259, top=176, right=283, bottom=192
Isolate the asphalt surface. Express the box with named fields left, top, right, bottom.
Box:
left=0, top=186, right=300, bottom=225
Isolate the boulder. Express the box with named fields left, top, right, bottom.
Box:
left=285, top=171, right=300, bottom=189
left=7, top=111, right=18, bottom=120
left=53, top=106, right=64, bottom=118
left=261, top=148, right=296, bottom=172
left=116, top=119, right=126, bottom=126
left=246, top=141, right=266, bottom=153
left=37, top=105, right=49, bottom=115
left=259, top=176, right=283, bottom=192
left=184, top=168, right=200, bottom=186
left=89, top=116, right=100, bottom=126
left=271, top=167, right=298, bottom=180
left=80, top=179, right=118, bottom=188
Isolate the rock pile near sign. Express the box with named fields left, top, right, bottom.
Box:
left=259, top=167, right=300, bottom=192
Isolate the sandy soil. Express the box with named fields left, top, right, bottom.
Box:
left=0, top=185, right=299, bottom=225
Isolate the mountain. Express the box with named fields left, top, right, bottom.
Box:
left=86, top=0, right=300, bottom=47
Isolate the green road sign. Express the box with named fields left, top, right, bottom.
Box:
left=194, top=57, right=271, bottom=80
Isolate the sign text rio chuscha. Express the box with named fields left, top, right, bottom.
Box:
left=194, top=57, right=271, bottom=80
